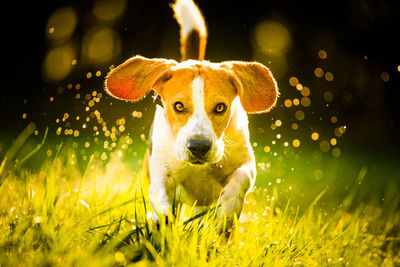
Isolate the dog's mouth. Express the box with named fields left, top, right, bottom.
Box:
left=190, top=159, right=207, bottom=165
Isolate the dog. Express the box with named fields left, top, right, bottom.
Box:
left=104, top=0, right=278, bottom=228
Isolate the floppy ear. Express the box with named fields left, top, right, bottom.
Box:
left=105, top=55, right=177, bottom=102
left=220, top=61, right=279, bottom=113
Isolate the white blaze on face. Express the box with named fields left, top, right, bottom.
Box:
left=191, top=76, right=209, bottom=125
left=174, top=76, right=223, bottom=163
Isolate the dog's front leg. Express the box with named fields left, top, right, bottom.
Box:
left=149, top=178, right=170, bottom=215
left=149, top=175, right=171, bottom=224
left=217, top=163, right=256, bottom=226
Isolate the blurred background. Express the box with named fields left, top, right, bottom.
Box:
left=1, top=0, right=399, bottom=209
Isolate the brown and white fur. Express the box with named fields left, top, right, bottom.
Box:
left=104, top=0, right=279, bottom=227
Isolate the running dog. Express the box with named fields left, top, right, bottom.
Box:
left=105, top=0, right=279, bottom=227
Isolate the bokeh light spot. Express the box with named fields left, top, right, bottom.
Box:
left=289, top=77, right=299, bottom=87
left=330, top=138, right=337, bottom=146
left=335, top=126, right=347, bottom=137
left=314, top=169, right=324, bottom=180
left=332, top=147, right=341, bottom=158
left=46, top=7, right=77, bottom=43
left=319, top=140, right=330, bottom=152
left=82, top=26, right=121, bottom=64
left=314, top=67, right=324, bottom=78
left=380, top=72, right=390, bottom=82
left=292, top=139, right=300, bottom=148
left=43, top=44, right=75, bottom=82
left=325, top=72, right=334, bottom=82
left=301, top=96, right=311, bottom=107
left=311, top=132, right=319, bottom=141
left=283, top=141, right=288, bottom=147
left=300, top=86, right=310, bottom=97
left=295, top=110, right=305, bottom=120
left=318, top=50, right=328, bottom=60
left=323, top=91, right=334, bottom=102
left=284, top=99, right=292, bottom=108
left=114, top=251, right=125, bottom=264
left=253, top=20, right=291, bottom=55
left=93, top=0, right=126, bottom=21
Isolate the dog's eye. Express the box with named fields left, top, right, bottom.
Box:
left=174, top=102, right=185, bottom=112
left=214, top=103, right=227, bottom=114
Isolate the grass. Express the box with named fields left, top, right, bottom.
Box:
left=0, top=128, right=399, bottom=266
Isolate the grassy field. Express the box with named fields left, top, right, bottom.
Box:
left=0, top=126, right=399, bottom=266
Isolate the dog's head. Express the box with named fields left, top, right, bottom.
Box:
left=105, top=56, right=278, bottom=165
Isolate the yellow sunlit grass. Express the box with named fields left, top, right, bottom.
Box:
left=0, top=121, right=398, bottom=266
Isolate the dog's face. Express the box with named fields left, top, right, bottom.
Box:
left=156, top=66, right=236, bottom=164
left=105, top=56, right=278, bottom=165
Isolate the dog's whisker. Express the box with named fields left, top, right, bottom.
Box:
left=222, top=136, right=235, bottom=147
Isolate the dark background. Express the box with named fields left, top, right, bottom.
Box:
left=1, top=0, right=399, bottom=154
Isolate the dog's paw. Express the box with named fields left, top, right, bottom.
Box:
left=215, top=195, right=244, bottom=231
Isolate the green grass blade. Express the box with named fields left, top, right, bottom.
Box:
left=74, top=154, right=94, bottom=208
left=17, top=127, right=48, bottom=168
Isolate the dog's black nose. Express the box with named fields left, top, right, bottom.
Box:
left=187, top=140, right=211, bottom=157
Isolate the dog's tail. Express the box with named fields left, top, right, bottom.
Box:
left=172, top=0, right=207, bottom=61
